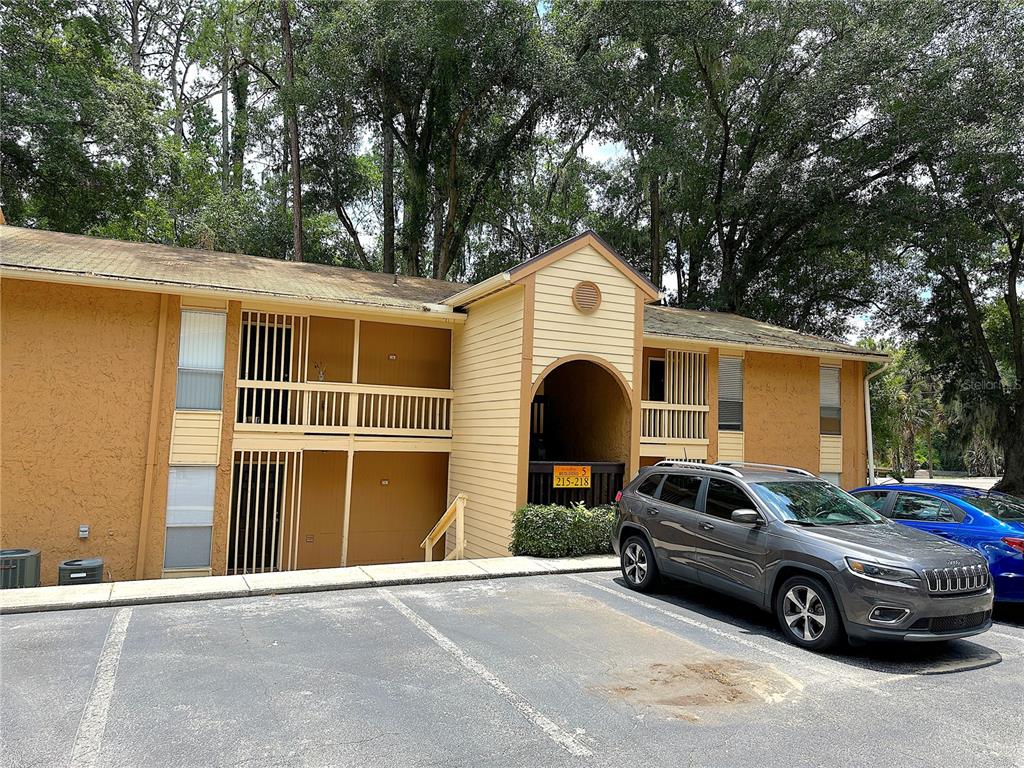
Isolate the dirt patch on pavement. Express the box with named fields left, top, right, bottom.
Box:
left=599, top=659, right=798, bottom=720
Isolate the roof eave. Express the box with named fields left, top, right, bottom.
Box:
left=442, top=271, right=512, bottom=308
left=1, top=265, right=467, bottom=324
left=642, top=332, right=891, bottom=363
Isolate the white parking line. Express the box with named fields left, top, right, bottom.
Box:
left=69, top=607, right=133, bottom=768
left=380, top=589, right=593, bottom=758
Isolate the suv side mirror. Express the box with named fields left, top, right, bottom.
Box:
left=731, top=509, right=761, bottom=525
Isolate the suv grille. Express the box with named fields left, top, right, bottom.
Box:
left=923, top=564, right=989, bottom=594
left=928, top=611, right=990, bottom=633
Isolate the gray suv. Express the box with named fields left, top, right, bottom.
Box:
left=613, top=461, right=994, bottom=650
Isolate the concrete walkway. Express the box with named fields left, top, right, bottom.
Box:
left=0, top=554, right=617, bottom=615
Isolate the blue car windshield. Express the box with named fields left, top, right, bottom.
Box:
left=970, top=494, right=1024, bottom=522
left=752, top=481, right=886, bottom=525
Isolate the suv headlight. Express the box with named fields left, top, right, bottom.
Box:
left=846, top=558, right=920, bottom=586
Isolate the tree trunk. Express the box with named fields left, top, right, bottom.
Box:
left=993, top=404, right=1024, bottom=496
left=229, top=39, right=250, bottom=190
left=431, top=183, right=443, bottom=279
left=381, top=99, right=395, bottom=275
left=400, top=148, right=427, bottom=276
left=220, top=37, right=230, bottom=193
left=279, top=0, right=302, bottom=262
left=649, top=172, right=661, bottom=288
left=128, top=0, right=143, bottom=75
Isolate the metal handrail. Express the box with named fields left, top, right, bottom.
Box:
left=654, top=460, right=743, bottom=477
left=715, top=461, right=816, bottom=478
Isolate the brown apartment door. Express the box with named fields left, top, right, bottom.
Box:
left=296, top=451, right=346, bottom=569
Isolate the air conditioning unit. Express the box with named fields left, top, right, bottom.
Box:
left=0, top=549, right=41, bottom=589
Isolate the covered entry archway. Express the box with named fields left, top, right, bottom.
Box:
left=527, top=357, right=632, bottom=506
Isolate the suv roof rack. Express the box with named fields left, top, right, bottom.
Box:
left=714, top=461, right=816, bottom=478
left=654, top=460, right=743, bottom=478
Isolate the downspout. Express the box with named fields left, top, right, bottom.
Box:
left=864, top=359, right=891, bottom=485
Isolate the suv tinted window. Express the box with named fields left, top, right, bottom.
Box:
left=636, top=474, right=663, bottom=498
left=853, top=491, right=890, bottom=515
left=892, top=493, right=963, bottom=523
left=704, top=478, right=755, bottom=520
left=659, top=475, right=702, bottom=510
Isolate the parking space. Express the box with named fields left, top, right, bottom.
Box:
left=2, top=572, right=1022, bottom=768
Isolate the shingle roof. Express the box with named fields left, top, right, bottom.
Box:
left=644, top=305, right=887, bottom=360
left=1, top=226, right=886, bottom=360
left=0, top=226, right=468, bottom=311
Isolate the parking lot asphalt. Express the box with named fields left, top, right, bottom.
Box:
left=2, top=571, right=1022, bottom=768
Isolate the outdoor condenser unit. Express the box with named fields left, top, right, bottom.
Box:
left=0, top=549, right=41, bottom=589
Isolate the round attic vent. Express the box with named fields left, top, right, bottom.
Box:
left=572, top=280, right=602, bottom=313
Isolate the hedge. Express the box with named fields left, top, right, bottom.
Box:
left=508, top=502, right=617, bottom=558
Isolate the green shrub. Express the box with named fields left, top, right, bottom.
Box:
left=509, top=502, right=617, bottom=558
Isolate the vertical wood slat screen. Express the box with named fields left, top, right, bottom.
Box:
left=228, top=450, right=303, bottom=574
left=665, top=350, right=707, bottom=406
left=238, top=311, right=308, bottom=426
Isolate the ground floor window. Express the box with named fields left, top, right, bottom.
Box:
left=164, top=466, right=215, bottom=569
left=820, top=472, right=841, bottom=486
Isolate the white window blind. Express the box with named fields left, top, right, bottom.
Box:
left=718, top=356, right=743, bottom=431
left=177, top=311, right=226, bottom=410
left=820, top=366, right=841, bottom=435
left=164, top=466, right=215, bottom=569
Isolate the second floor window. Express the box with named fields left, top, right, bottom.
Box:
left=718, top=356, right=743, bottom=431
left=820, top=366, right=841, bottom=435
left=177, top=310, right=226, bottom=410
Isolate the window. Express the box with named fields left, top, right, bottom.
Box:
left=658, top=475, right=703, bottom=510
left=718, top=356, right=743, bottom=431
left=704, top=478, right=755, bottom=520
left=647, top=358, right=665, bottom=402
left=164, top=466, right=215, bottom=569
left=177, top=310, right=227, bottom=410
left=636, top=474, right=663, bottom=497
left=892, top=493, right=964, bottom=523
left=820, top=366, right=841, bottom=435
left=820, top=472, right=841, bottom=486
left=853, top=491, right=891, bottom=514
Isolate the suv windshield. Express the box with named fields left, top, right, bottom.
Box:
left=751, top=481, right=886, bottom=526
left=970, top=493, right=1024, bottom=522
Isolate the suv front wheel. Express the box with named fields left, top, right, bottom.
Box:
left=621, top=535, right=659, bottom=592
left=775, top=575, right=844, bottom=651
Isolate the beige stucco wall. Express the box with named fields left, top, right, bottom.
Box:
left=743, top=350, right=820, bottom=475
left=448, top=287, right=524, bottom=558
left=1, top=279, right=175, bottom=584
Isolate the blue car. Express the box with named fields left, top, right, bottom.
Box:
left=851, top=483, right=1024, bottom=602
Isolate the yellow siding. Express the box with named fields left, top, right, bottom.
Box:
left=531, top=245, right=636, bottom=388
left=820, top=435, right=843, bottom=473
left=449, top=287, right=525, bottom=558
left=640, top=443, right=708, bottom=460
left=169, top=410, right=222, bottom=465
left=718, top=431, right=745, bottom=462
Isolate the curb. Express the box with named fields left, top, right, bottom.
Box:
left=0, top=555, right=618, bottom=615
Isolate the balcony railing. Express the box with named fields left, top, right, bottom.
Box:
left=236, top=381, right=453, bottom=437
left=640, top=401, right=709, bottom=443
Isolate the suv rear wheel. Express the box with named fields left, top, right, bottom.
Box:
left=775, top=575, right=844, bottom=651
left=621, top=535, right=659, bottom=592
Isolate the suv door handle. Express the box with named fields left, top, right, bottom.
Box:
left=699, top=522, right=715, bottom=531
left=925, top=528, right=949, bottom=536
left=645, top=506, right=658, bottom=516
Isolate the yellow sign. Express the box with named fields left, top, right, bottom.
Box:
left=553, top=465, right=592, bottom=489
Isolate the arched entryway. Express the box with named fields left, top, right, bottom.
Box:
left=527, top=357, right=632, bottom=507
